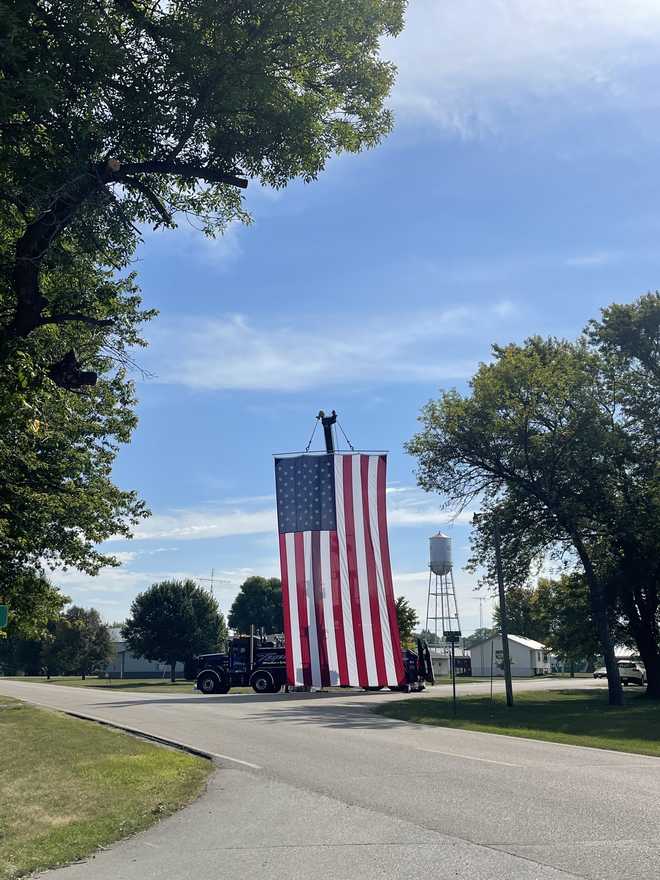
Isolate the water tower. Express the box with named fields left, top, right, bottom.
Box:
left=425, top=532, right=462, bottom=651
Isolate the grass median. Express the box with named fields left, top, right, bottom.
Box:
left=3, top=676, right=253, bottom=694
left=1, top=694, right=211, bottom=879
left=374, top=688, right=660, bottom=757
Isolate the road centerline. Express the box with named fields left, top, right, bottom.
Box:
left=416, top=746, right=520, bottom=767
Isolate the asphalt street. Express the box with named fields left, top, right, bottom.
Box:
left=3, top=676, right=659, bottom=880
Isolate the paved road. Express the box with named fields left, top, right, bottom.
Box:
left=3, top=677, right=659, bottom=880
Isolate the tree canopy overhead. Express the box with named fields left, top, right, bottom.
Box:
left=2, top=0, right=406, bottom=360
left=0, top=0, right=405, bottom=583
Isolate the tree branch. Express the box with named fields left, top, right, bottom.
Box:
left=119, top=160, right=248, bottom=189
left=39, top=313, right=114, bottom=329
left=122, top=176, right=173, bottom=225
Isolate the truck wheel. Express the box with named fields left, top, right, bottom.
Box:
left=197, top=671, right=229, bottom=695
left=251, top=670, right=275, bottom=693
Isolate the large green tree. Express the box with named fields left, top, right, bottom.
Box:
left=43, top=605, right=113, bottom=678
left=492, top=585, right=546, bottom=644
left=228, top=576, right=283, bottom=635
left=394, top=595, right=418, bottom=646
left=462, top=627, right=497, bottom=649
left=406, top=297, right=660, bottom=703
left=122, top=579, right=226, bottom=681
left=535, top=575, right=601, bottom=673
left=0, top=0, right=405, bottom=586
left=0, top=570, right=68, bottom=640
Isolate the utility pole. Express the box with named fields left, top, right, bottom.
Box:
left=493, top=518, right=514, bottom=707
left=195, top=568, right=218, bottom=596
left=479, top=596, right=484, bottom=631
left=318, top=410, right=337, bottom=453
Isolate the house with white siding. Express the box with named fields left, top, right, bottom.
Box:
left=469, top=633, right=550, bottom=677
left=103, top=627, right=184, bottom=679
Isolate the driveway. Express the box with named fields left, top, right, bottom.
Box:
left=2, top=676, right=658, bottom=880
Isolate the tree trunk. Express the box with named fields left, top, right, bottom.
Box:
left=623, top=602, right=660, bottom=699
left=170, top=662, right=176, bottom=683
left=569, top=661, right=575, bottom=678
left=81, top=669, right=86, bottom=681
left=573, top=534, right=623, bottom=705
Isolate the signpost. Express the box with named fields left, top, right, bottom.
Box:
left=444, top=630, right=461, bottom=716
left=0, top=605, right=7, bottom=629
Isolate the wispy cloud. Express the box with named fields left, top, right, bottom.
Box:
left=564, top=250, right=621, bottom=267
left=385, top=0, right=660, bottom=135
left=144, top=301, right=516, bottom=391
left=134, top=508, right=276, bottom=541
left=141, top=217, right=244, bottom=267
left=130, top=487, right=471, bottom=542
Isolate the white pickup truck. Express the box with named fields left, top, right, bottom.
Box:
left=593, top=660, right=646, bottom=686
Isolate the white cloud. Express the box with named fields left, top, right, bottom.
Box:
left=385, top=0, right=660, bottom=134
left=123, top=486, right=470, bottom=544
left=386, top=487, right=474, bottom=527
left=145, top=301, right=515, bottom=391
left=134, top=507, right=277, bottom=541
left=564, top=250, right=621, bottom=267
left=53, top=559, right=283, bottom=622
left=141, top=217, right=244, bottom=267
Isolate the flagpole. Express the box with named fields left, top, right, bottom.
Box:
left=318, top=410, right=337, bottom=453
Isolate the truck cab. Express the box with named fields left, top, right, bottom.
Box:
left=195, top=636, right=287, bottom=694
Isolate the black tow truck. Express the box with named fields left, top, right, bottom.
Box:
left=194, top=635, right=434, bottom=694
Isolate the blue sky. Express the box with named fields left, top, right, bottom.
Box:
left=60, top=1, right=660, bottom=634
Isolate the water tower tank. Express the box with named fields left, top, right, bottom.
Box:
left=429, top=532, right=452, bottom=575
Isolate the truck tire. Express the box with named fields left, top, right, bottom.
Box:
left=197, top=670, right=229, bottom=695
left=251, top=670, right=275, bottom=693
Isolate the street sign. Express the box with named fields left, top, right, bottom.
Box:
left=443, top=630, right=461, bottom=644
left=0, top=605, right=7, bottom=628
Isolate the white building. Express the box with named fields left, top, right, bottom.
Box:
left=104, top=627, right=185, bottom=679
left=469, top=634, right=551, bottom=677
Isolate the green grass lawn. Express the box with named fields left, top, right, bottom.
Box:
left=4, top=675, right=199, bottom=693
left=374, top=688, right=660, bottom=757
left=0, top=695, right=211, bottom=879
left=3, top=675, right=254, bottom=694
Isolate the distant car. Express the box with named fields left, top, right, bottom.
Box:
left=593, top=661, right=646, bottom=686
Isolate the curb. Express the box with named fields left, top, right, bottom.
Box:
left=58, top=709, right=262, bottom=769
left=61, top=710, right=217, bottom=763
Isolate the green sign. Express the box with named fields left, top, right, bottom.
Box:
left=0, top=605, right=7, bottom=628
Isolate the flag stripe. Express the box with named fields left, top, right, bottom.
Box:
left=285, top=532, right=304, bottom=685
left=377, top=455, right=406, bottom=684
left=329, top=529, right=350, bottom=685
left=294, top=532, right=312, bottom=687
left=320, top=531, right=339, bottom=686
left=304, top=530, right=322, bottom=687
left=351, top=454, right=378, bottom=686
left=343, top=455, right=369, bottom=686
left=334, top=456, right=359, bottom=686
left=360, top=455, right=388, bottom=687
left=312, top=531, right=331, bottom=687
left=368, top=456, right=398, bottom=684
left=279, top=533, right=295, bottom=686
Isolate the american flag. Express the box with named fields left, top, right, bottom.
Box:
left=275, top=452, right=405, bottom=688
